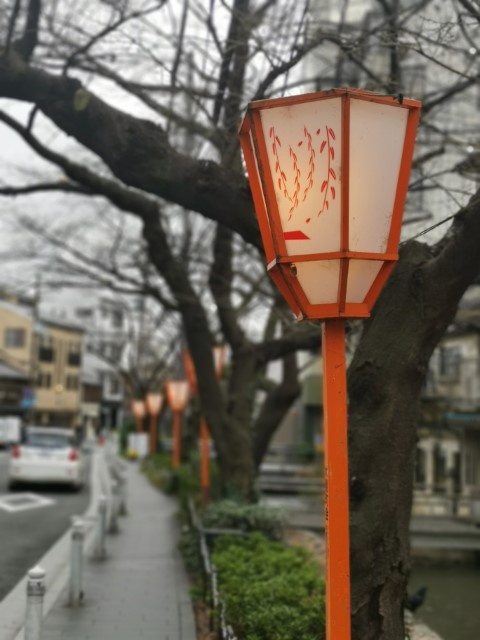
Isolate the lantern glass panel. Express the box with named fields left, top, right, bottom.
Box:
left=259, top=98, right=342, bottom=254
left=167, top=381, right=189, bottom=412
left=345, top=259, right=383, bottom=303
left=296, top=260, right=340, bottom=304
left=146, top=393, right=163, bottom=415
left=348, top=99, right=408, bottom=253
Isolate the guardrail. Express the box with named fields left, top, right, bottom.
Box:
left=188, top=500, right=241, bottom=640
left=0, top=442, right=128, bottom=640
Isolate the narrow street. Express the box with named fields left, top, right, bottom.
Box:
left=0, top=451, right=90, bottom=599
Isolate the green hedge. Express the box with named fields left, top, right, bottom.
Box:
left=141, top=452, right=224, bottom=508
left=202, top=499, right=286, bottom=540
left=212, top=533, right=325, bottom=640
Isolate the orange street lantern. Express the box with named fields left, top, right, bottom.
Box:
left=165, top=380, right=190, bottom=412
left=131, top=399, right=146, bottom=433
left=145, top=392, right=163, bottom=455
left=182, top=346, right=226, bottom=504
left=239, top=88, right=421, bottom=320
left=240, top=88, right=421, bottom=640
left=165, top=380, right=190, bottom=469
left=145, top=392, right=163, bottom=416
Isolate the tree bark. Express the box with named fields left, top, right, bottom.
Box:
left=349, top=191, right=480, bottom=639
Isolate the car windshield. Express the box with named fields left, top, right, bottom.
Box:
left=24, top=433, right=73, bottom=449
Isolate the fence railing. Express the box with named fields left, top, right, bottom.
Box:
left=188, top=500, right=240, bottom=640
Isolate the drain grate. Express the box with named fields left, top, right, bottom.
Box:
left=0, top=493, right=55, bottom=513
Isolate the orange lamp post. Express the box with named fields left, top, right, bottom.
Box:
left=183, top=345, right=226, bottom=504
left=165, top=380, right=190, bottom=468
left=239, top=88, right=421, bottom=640
left=131, top=399, right=146, bottom=433
left=145, top=392, right=163, bottom=455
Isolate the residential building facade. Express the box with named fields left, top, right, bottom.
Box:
left=0, top=297, right=83, bottom=428
left=41, top=290, right=127, bottom=430
left=419, top=289, right=480, bottom=520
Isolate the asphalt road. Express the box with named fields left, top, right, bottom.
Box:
left=0, top=450, right=91, bottom=600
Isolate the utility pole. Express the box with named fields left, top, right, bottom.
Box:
left=25, top=274, right=41, bottom=425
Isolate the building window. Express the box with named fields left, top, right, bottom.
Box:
left=105, top=343, right=122, bottom=361
left=37, top=372, right=52, bottom=388
left=76, top=308, right=93, bottom=319
left=112, top=309, right=123, bottom=329
left=38, top=346, right=54, bottom=362
left=465, top=435, right=480, bottom=487
left=66, top=375, right=79, bottom=391
left=67, top=343, right=82, bottom=367
left=109, top=376, right=120, bottom=395
left=439, top=346, right=460, bottom=381
left=38, top=336, right=54, bottom=362
left=5, top=328, right=26, bottom=348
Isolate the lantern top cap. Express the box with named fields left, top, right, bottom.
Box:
left=240, top=87, right=421, bottom=126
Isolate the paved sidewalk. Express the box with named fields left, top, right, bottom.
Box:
left=41, top=461, right=196, bottom=640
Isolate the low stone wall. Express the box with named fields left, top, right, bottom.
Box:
left=405, top=611, right=443, bottom=640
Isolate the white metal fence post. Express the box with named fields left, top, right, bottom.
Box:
left=95, top=495, right=108, bottom=559
left=68, top=518, right=84, bottom=605
left=25, top=566, right=45, bottom=640
left=118, top=469, right=128, bottom=516
left=109, top=481, right=120, bottom=534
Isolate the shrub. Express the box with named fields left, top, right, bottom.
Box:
left=202, top=499, right=286, bottom=540
left=141, top=452, right=221, bottom=507
left=212, top=533, right=325, bottom=640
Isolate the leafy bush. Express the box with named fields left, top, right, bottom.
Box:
left=212, top=533, right=325, bottom=640
left=202, top=499, right=286, bottom=540
left=141, top=452, right=221, bottom=507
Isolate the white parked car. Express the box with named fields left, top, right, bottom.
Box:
left=8, top=427, right=86, bottom=491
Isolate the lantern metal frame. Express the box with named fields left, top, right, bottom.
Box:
left=239, top=88, right=421, bottom=320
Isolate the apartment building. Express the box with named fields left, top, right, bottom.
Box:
left=41, top=290, right=128, bottom=430
left=0, top=298, right=83, bottom=428
left=419, top=288, right=480, bottom=520
left=33, top=317, right=83, bottom=427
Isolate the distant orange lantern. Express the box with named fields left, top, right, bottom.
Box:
left=131, top=399, right=145, bottom=433
left=145, top=392, right=163, bottom=455
left=165, top=380, right=190, bottom=468
left=183, top=346, right=226, bottom=503
left=213, top=345, right=226, bottom=379
left=240, top=88, right=421, bottom=640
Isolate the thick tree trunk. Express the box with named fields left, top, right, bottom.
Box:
left=348, top=228, right=480, bottom=639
